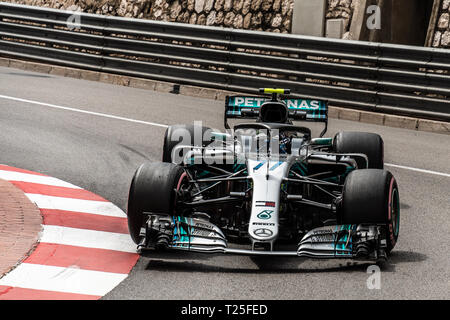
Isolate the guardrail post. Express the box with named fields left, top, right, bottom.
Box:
left=225, top=29, right=233, bottom=91
left=100, top=16, right=108, bottom=71
left=374, top=43, right=382, bottom=113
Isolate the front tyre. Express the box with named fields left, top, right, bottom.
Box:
left=162, top=124, right=212, bottom=163
left=340, top=169, right=400, bottom=253
left=333, top=131, right=384, bottom=169
left=127, top=161, right=185, bottom=244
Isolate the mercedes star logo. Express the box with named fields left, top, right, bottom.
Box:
left=254, top=228, right=273, bottom=238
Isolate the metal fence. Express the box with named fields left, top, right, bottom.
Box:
left=1, top=2, right=449, bottom=122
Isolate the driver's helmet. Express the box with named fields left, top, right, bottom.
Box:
left=254, top=130, right=290, bottom=154
left=279, top=131, right=291, bottom=154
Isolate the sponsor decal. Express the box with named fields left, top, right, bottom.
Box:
left=255, top=201, right=276, bottom=208
left=312, top=229, right=334, bottom=235
left=285, top=99, right=321, bottom=110
left=190, top=229, right=217, bottom=238
left=253, top=222, right=275, bottom=226
left=193, top=222, right=215, bottom=230
left=256, top=210, right=273, bottom=220
left=233, top=97, right=267, bottom=107
left=230, top=97, right=321, bottom=110
left=311, top=235, right=335, bottom=243
left=253, top=228, right=273, bottom=238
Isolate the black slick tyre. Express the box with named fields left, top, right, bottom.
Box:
left=333, top=131, right=384, bottom=169
left=162, top=124, right=212, bottom=163
left=341, top=169, right=400, bottom=253
left=127, top=161, right=185, bottom=244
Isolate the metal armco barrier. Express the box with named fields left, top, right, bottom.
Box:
left=1, top=2, right=449, bottom=122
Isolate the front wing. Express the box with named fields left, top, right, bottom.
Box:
left=137, top=214, right=388, bottom=262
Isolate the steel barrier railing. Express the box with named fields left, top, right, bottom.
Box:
left=1, top=2, right=449, bottom=121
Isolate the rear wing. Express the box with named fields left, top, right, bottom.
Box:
left=224, top=95, right=329, bottom=136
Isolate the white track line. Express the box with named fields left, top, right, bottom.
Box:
left=0, top=263, right=128, bottom=297
left=1, top=94, right=448, bottom=179
left=25, top=193, right=126, bottom=218
left=385, top=163, right=450, bottom=178
left=39, top=225, right=136, bottom=253
left=0, top=170, right=82, bottom=188
left=0, top=94, right=168, bottom=128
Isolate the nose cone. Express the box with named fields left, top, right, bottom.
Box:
left=247, top=159, right=289, bottom=244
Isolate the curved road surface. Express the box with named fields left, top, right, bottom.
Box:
left=0, top=66, right=449, bottom=299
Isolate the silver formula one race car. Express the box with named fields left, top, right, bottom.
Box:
left=127, top=88, right=400, bottom=263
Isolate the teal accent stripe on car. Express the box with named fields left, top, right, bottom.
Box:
left=270, top=161, right=283, bottom=171
left=335, top=225, right=354, bottom=256
left=291, top=162, right=307, bottom=176
left=311, top=138, right=333, bottom=146
left=173, top=216, right=190, bottom=246
left=253, top=161, right=266, bottom=171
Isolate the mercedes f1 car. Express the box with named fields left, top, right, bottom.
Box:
left=127, top=88, right=400, bottom=263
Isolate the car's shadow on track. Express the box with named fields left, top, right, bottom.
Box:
left=379, top=250, right=428, bottom=272
left=141, top=250, right=427, bottom=273
left=144, top=258, right=367, bottom=274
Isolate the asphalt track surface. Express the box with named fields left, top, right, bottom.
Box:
left=0, top=66, right=449, bottom=300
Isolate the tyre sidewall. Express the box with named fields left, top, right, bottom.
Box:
left=341, top=169, right=399, bottom=253
left=163, top=124, right=212, bottom=163
left=127, top=162, right=184, bottom=244
left=334, top=131, right=384, bottom=169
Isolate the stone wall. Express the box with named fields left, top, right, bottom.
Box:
left=2, top=0, right=294, bottom=33
left=2, top=0, right=356, bottom=35
left=432, top=0, right=450, bottom=47
left=326, top=0, right=355, bottom=34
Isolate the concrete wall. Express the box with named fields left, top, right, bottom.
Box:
left=291, top=0, right=354, bottom=38
left=292, top=0, right=327, bottom=36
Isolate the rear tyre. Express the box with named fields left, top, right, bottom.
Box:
left=333, top=131, right=384, bottom=169
left=127, top=161, right=185, bottom=244
left=162, top=124, right=212, bottom=163
left=341, top=169, right=400, bottom=253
